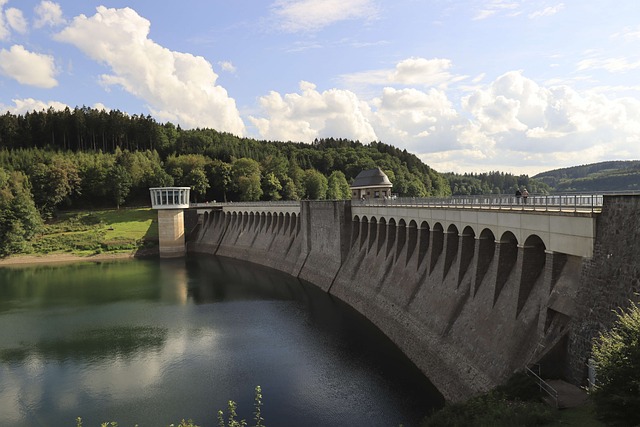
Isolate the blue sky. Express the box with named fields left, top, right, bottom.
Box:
left=1, top=0, right=640, bottom=175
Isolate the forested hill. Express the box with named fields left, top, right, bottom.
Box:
left=533, top=161, right=640, bottom=192
left=0, top=107, right=449, bottom=212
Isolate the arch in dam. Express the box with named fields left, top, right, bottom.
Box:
left=206, top=209, right=300, bottom=238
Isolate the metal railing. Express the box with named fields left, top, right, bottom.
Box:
left=359, top=194, right=603, bottom=213
left=190, top=194, right=604, bottom=213
left=526, top=365, right=559, bottom=408
left=191, top=200, right=300, bottom=208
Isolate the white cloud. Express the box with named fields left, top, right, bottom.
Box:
left=0, top=98, right=68, bottom=114
left=218, top=61, right=236, bottom=73
left=55, top=6, right=244, bottom=134
left=34, top=1, right=65, bottom=28
left=367, top=87, right=465, bottom=152
left=472, top=1, right=520, bottom=21
left=249, top=81, right=377, bottom=142
left=341, top=57, right=464, bottom=89
left=611, top=25, right=640, bottom=41
left=528, top=3, right=564, bottom=19
left=0, top=0, right=10, bottom=40
left=271, top=0, right=378, bottom=32
left=250, top=62, right=640, bottom=175
left=5, top=7, right=27, bottom=33
left=0, top=45, right=57, bottom=88
left=439, top=71, right=640, bottom=173
left=577, top=57, right=640, bottom=73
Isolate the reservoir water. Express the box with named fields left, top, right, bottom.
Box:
left=0, top=255, right=443, bottom=426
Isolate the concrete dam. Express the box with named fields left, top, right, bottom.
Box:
left=183, top=195, right=640, bottom=402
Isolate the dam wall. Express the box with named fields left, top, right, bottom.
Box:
left=187, top=198, right=632, bottom=402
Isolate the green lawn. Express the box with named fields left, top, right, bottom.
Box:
left=31, top=208, right=158, bottom=256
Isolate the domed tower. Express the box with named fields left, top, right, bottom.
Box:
left=349, top=168, right=393, bottom=200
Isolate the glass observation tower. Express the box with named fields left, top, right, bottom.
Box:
left=149, top=187, right=190, bottom=258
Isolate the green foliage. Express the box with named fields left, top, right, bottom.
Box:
left=326, top=170, right=350, bottom=199
left=591, top=300, right=640, bottom=426
left=232, top=158, right=263, bottom=201
left=444, top=171, right=550, bottom=196
left=0, top=167, right=44, bottom=257
left=421, top=372, right=553, bottom=427
left=0, top=108, right=453, bottom=205
left=107, top=164, right=133, bottom=209
left=533, top=160, right=640, bottom=192
left=75, top=386, right=265, bottom=427
left=302, top=168, right=328, bottom=199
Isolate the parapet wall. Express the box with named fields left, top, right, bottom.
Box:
left=187, top=199, right=630, bottom=402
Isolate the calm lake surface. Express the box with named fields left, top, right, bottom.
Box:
left=0, top=255, right=443, bottom=426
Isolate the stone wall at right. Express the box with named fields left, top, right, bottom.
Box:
left=568, top=195, right=640, bottom=383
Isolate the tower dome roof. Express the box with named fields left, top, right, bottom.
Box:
left=350, top=168, right=392, bottom=188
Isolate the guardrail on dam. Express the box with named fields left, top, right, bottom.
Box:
left=185, top=194, right=639, bottom=402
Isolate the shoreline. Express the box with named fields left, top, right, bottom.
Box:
left=0, top=250, right=158, bottom=267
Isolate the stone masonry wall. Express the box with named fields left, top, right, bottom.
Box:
left=568, top=195, right=640, bottom=383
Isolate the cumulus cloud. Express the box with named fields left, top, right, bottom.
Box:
left=5, top=7, right=27, bottom=33
left=250, top=59, right=640, bottom=175
left=0, top=45, right=57, bottom=88
left=249, top=81, right=377, bottom=142
left=34, top=1, right=65, bottom=28
left=54, top=6, right=244, bottom=134
left=341, top=57, right=464, bottom=89
left=0, top=98, right=68, bottom=114
left=271, top=0, right=378, bottom=32
left=446, top=71, right=640, bottom=173
left=368, top=87, right=465, bottom=152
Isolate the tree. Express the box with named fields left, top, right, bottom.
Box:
left=232, top=158, right=262, bottom=201
left=0, top=168, right=43, bottom=256
left=326, top=170, right=350, bottom=199
left=29, top=156, right=80, bottom=218
left=406, top=178, right=428, bottom=197
left=302, top=169, right=328, bottom=200
left=185, top=167, right=210, bottom=202
left=591, top=300, right=640, bottom=426
left=106, top=164, right=132, bottom=209
left=209, top=159, right=232, bottom=202
left=281, top=177, right=299, bottom=201
left=261, top=172, right=282, bottom=201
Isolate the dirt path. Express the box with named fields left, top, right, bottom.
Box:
left=0, top=252, right=138, bottom=267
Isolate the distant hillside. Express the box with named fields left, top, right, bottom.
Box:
left=533, top=161, right=640, bottom=192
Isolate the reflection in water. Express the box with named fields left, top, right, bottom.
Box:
left=0, top=255, right=443, bottom=426
left=0, top=326, right=167, bottom=363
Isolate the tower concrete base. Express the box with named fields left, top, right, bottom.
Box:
left=158, top=209, right=186, bottom=258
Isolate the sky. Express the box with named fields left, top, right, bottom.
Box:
left=1, top=0, right=640, bottom=176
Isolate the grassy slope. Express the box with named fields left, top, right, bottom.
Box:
left=30, top=208, right=158, bottom=256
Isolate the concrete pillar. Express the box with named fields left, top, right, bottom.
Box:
left=158, top=209, right=186, bottom=258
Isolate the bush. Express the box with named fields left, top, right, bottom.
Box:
left=591, top=300, right=640, bottom=426
left=421, top=372, right=553, bottom=427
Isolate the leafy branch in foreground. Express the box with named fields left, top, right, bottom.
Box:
left=75, top=386, right=265, bottom=427
left=591, top=300, right=640, bottom=426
